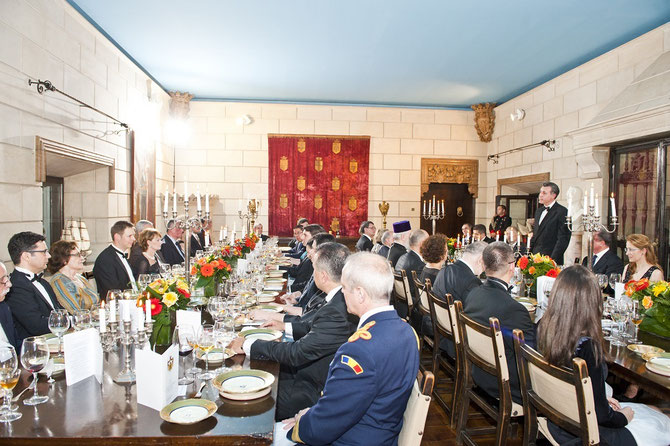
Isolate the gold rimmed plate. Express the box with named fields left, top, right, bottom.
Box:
left=266, top=271, right=286, bottom=278
left=250, top=304, right=283, bottom=313
left=212, top=369, right=275, bottom=401
left=41, top=333, right=61, bottom=354
left=241, top=328, right=282, bottom=341
left=627, top=344, right=664, bottom=357
left=645, top=356, right=670, bottom=377
left=195, top=348, right=234, bottom=364
left=160, top=398, right=217, bottom=425
left=265, top=278, right=287, bottom=284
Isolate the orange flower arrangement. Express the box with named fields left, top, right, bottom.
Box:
left=625, top=278, right=670, bottom=337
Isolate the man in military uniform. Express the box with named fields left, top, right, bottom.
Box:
left=281, top=252, right=420, bottom=445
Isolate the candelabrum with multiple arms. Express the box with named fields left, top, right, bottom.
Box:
left=565, top=203, right=618, bottom=271
left=238, top=199, right=260, bottom=235
left=422, top=196, right=445, bottom=235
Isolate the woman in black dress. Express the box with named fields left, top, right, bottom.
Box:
left=419, top=234, right=448, bottom=285
left=622, top=233, right=664, bottom=282
left=130, top=228, right=163, bottom=279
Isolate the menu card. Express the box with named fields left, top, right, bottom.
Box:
left=176, top=309, right=202, bottom=331
left=237, top=258, right=248, bottom=274
left=63, top=328, right=103, bottom=386
left=535, top=276, right=556, bottom=321
left=615, top=282, right=625, bottom=299
left=136, top=344, right=179, bottom=411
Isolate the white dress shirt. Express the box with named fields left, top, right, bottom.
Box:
left=593, top=248, right=609, bottom=266
left=538, top=200, right=556, bottom=226
left=111, top=246, right=137, bottom=290
left=14, top=266, right=55, bottom=309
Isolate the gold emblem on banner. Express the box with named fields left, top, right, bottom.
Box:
left=348, top=196, right=358, bottom=211
left=315, top=156, right=323, bottom=172
left=279, top=156, right=288, bottom=171
left=331, top=176, right=340, bottom=191
left=279, top=194, right=288, bottom=208
left=332, top=140, right=341, bottom=154
left=297, top=139, right=306, bottom=153
left=349, top=158, right=358, bottom=173
left=330, top=217, right=340, bottom=233
left=297, top=176, right=306, bottom=191
left=314, top=194, right=323, bottom=210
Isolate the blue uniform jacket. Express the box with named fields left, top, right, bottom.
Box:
left=288, top=309, right=419, bottom=446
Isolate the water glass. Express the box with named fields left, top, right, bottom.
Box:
left=74, top=309, right=92, bottom=330
left=596, top=274, right=608, bottom=293
left=138, top=274, right=151, bottom=291
left=105, top=289, right=122, bottom=303
left=20, top=337, right=49, bottom=405
left=197, top=326, right=216, bottom=380
left=48, top=309, right=70, bottom=357
left=609, top=273, right=622, bottom=292
left=609, top=300, right=627, bottom=347
left=0, top=346, right=21, bottom=422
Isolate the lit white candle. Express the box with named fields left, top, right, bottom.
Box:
left=567, top=197, right=572, bottom=217
left=526, top=235, right=531, bottom=250
left=610, top=193, right=617, bottom=217
left=219, top=226, right=224, bottom=242
left=184, top=180, right=188, bottom=204
left=504, top=233, right=508, bottom=243
left=589, top=183, right=594, bottom=207
left=432, top=195, right=436, bottom=214
left=441, top=200, right=445, bottom=215
left=233, top=222, right=236, bottom=233
left=205, top=189, right=210, bottom=213
left=423, top=200, right=426, bottom=216
left=583, top=194, right=588, bottom=215
left=136, top=304, right=145, bottom=330
left=238, top=200, right=242, bottom=212
left=164, top=188, right=169, bottom=213
left=196, top=185, right=202, bottom=211
left=496, top=232, right=499, bottom=242
left=99, top=301, right=106, bottom=333
left=594, top=193, right=600, bottom=217
left=224, top=226, right=228, bottom=239
left=123, top=300, right=131, bottom=322
left=145, top=299, right=151, bottom=323
left=173, top=191, right=177, bottom=214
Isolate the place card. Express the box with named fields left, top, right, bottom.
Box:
left=63, top=328, right=103, bottom=386
left=237, top=258, right=248, bottom=274
left=136, top=344, right=179, bottom=411
left=535, top=276, right=555, bottom=322
left=176, top=309, right=202, bottom=331
left=615, top=282, right=625, bottom=299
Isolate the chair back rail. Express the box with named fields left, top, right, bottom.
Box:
left=513, top=329, right=600, bottom=446
left=399, top=371, right=434, bottom=446
left=411, top=271, right=431, bottom=317
left=392, top=270, right=413, bottom=321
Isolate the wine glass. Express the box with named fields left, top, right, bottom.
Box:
left=159, top=263, right=171, bottom=277
left=20, top=337, right=49, bottom=405
left=138, top=274, right=151, bottom=291
left=74, top=309, right=92, bottom=330
left=172, top=326, right=195, bottom=385
left=207, top=297, right=225, bottom=322
left=609, top=273, right=622, bottom=294
left=523, top=276, right=534, bottom=298
left=48, top=309, right=70, bottom=357
left=213, top=319, right=234, bottom=374
left=197, top=326, right=216, bottom=380
left=106, top=289, right=122, bottom=303
left=596, top=274, right=608, bottom=294
left=629, top=300, right=643, bottom=344
left=0, top=346, right=21, bottom=422
left=609, top=300, right=627, bottom=347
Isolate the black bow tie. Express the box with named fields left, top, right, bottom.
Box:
left=544, top=206, right=550, bottom=211
left=28, top=273, right=43, bottom=282
left=114, top=249, right=128, bottom=259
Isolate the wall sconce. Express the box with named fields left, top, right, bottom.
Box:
left=510, top=108, right=525, bottom=121
left=236, top=114, right=253, bottom=126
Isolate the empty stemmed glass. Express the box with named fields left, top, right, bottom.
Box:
left=213, top=319, right=234, bottom=374
left=609, top=300, right=628, bottom=347
left=596, top=274, right=608, bottom=295
left=20, top=337, right=49, bottom=405
left=74, top=309, right=92, bottom=330
left=609, top=273, right=622, bottom=294
left=629, top=300, right=643, bottom=344
left=0, top=346, right=21, bottom=422
left=138, top=274, right=151, bottom=292
left=207, top=297, right=226, bottom=322
left=106, top=289, right=122, bottom=303
left=172, top=325, right=195, bottom=385
left=48, top=309, right=70, bottom=357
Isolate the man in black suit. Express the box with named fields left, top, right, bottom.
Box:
left=387, top=220, right=411, bottom=267
left=377, top=230, right=393, bottom=258
left=287, top=225, right=305, bottom=254
left=0, top=262, right=22, bottom=352
left=5, top=232, right=63, bottom=341
left=159, top=219, right=186, bottom=266
left=229, top=242, right=357, bottom=420
left=473, top=224, right=494, bottom=243
left=355, top=221, right=376, bottom=252
left=582, top=230, right=624, bottom=294
left=529, top=181, right=571, bottom=265
left=93, top=221, right=138, bottom=300
left=395, top=229, right=428, bottom=312
left=253, top=223, right=269, bottom=242
left=464, top=242, right=536, bottom=404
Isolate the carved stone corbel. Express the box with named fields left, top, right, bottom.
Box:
left=168, top=91, right=194, bottom=119
left=574, top=146, right=609, bottom=180
left=471, top=103, right=496, bottom=142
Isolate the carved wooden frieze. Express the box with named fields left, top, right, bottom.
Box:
left=471, top=102, right=496, bottom=142
left=421, top=158, right=479, bottom=197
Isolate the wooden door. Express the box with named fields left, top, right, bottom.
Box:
left=495, top=194, right=538, bottom=231
left=420, top=183, right=474, bottom=237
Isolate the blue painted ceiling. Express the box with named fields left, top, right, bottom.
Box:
left=69, top=0, right=670, bottom=109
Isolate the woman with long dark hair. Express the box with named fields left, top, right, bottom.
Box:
left=538, top=265, right=669, bottom=445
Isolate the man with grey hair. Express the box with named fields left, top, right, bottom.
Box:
left=282, top=252, right=419, bottom=445
left=377, top=229, right=393, bottom=258
left=395, top=229, right=428, bottom=324
left=230, top=242, right=357, bottom=421
left=0, top=263, right=21, bottom=351
left=464, top=242, right=536, bottom=404
left=387, top=220, right=411, bottom=267
left=530, top=181, right=571, bottom=264
left=432, top=241, right=486, bottom=304
left=581, top=229, right=623, bottom=278
left=159, top=219, right=185, bottom=265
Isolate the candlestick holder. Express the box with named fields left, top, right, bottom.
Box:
left=163, top=198, right=211, bottom=284
left=238, top=199, right=260, bottom=235
left=101, top=317, right=153, bottom=384
left=422, top=204, right=445, bottom=235
left=566, top=206, right=618, bottom=271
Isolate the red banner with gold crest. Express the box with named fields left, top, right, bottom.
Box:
left=268, top=135, right=370, bottom=237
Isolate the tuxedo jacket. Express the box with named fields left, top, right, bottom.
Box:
left=530, top=203, right=571, bottom=265
left=93, top=245, right=134, bottom=300
left=189, top=233, right=203, bottom=257
left=0, top=301, right=23, bottom=352
left=581, top=249, right=624, bottom=277
left=159, top=235, right=185, bottom=266
left=250, top=291, right=358, bottom=420
left=463, top=279, right=537, bottom=404
left=355, top=235, right=373, bottom=252
left=387, top=243, right=407, bottom=268
left=432, top=260, right=481, bottom=304
left=6, top=270, right=63, bottom=341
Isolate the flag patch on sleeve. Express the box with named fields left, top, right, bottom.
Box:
left=341, top=355, right=363, bottom=374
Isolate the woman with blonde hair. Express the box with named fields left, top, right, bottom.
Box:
left=622, top=234, right=663, bottom=282
left=130, top=228, right=163, bottom=279
left=370, top=228, right=386, bottom=255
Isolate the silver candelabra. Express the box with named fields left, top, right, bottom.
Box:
left=566, top=207, right=618, bottom=271
left=422, top=198, right=445, bottom=235
left=163, top=198, right=211, bottom=284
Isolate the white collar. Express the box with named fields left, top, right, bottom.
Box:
left=14, top=266, right=40, bottom=279
left=110, top=244, right=127, bottom=255
left=166, top=234, right=180, bottom=245
left=594, top=247, right=609, bottom=260
left=324, top=285, right=342, bottom=303
left=544, top=200, right=556, bottom=210
left=358, top=305, right=395, bottom=328
left=363, top=234, right=372, bottom=241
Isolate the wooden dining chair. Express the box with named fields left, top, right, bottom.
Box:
left=426, top=288, right=462, bottom=427
left=392, top=270, right=413, bottom=323
left=398, top=370, right=435, bottom=446
left=454, top=300, right=523, bottom=446
left=411, top=271, right=434, bottom=368
left=513, top=329, right=600, bottom=446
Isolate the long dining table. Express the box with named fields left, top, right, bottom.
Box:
left=0, top=346, right=280, bottom=445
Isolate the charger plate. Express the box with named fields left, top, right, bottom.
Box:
left=195, top=348, right=234, bottom=364
left=160, top=399, right=217, bottom=425
left=241, top=328, right=282, bottom=341
left=213, top=369, right=275, bottom=401
left=627, top=344, right=664, bottom=357
left=250, top=304, right=283, bottom=313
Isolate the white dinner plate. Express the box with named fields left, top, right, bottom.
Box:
left=213, top=369, right=275, bottom=400
left=160, top=399, right=217, bottom=424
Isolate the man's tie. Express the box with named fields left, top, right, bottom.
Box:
left=592, top=255, right=598, bottom=266
left=544, top=206, right=550, bottom=211
left=176, top=240, right=185, bottom=255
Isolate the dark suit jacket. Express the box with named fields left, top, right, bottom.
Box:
left=463, top=279, right=537, bottom=404
left=250, top=291, right=358, bottom=420
left=0, top=301, right=22, bottom=352
left=530, top=202, right=571, bottom=265
left=395, top=250, right=425, bottom=304
left=297, top=277, right=318, bottom=310
left=287, top=242, right=305, bottom=259
left=93, top=245, right=134, bottom=300
left=6, top=270, right=63, bottom=341
left=377, top=245, right=390, bottom=258
left=189, top=233, right=203, bottom=257
left=290, top=259, right=313, bottom=293
left=387, top=243, right=407, bottom=268
left=581, top=249, right=624, bottom=277
left=432, top=260, right=481, bottom=304
left=355, top=235, right=373, bottom=252
left=159, top=235, right=185, bottom=266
